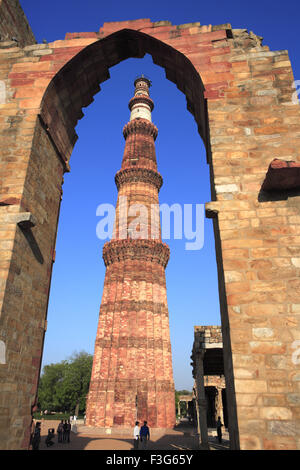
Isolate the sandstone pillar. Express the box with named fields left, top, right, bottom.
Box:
left=216, top=386, right=224, bottom=426
left=195, top=351, right=209, bottom=449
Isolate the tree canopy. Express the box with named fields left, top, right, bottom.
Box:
left=37, top=351, right=93, bottom=414
left=38, top=353, right=192, bottom=417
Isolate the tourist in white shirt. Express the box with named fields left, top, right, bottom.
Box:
left=133, top=421, right=140, bottom=450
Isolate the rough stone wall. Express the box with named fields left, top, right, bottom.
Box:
left=0, top=0, right=35, bottom=47
left=0, top=7, right=299, bottom=449
left=204, top=32, right=300, bottom=450
left=194, top=325, right=223, bottom=348
left=0, top=118, right=63, bottom=449
left=204, top=375, right=225, bottom=388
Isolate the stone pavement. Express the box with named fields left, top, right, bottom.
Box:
left=37, top=419, right=229, bottom=451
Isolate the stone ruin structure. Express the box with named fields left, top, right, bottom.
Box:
left=191, top=326, right=227, bottom=447
left=202, top=375, right=227, bottom=428
left=177, top=394, right=193, bottom=419
left=0, top=0, right=300, bottom=450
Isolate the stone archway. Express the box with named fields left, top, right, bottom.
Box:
left=1, top=10, right=300, bottom=451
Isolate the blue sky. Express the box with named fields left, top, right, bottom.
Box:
left=20, top=0, right=300, bottom=390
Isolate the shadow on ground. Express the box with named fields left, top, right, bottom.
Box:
left=37, top=419, right=229, bottom=451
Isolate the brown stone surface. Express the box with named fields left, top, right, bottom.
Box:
left=0, top=1, right=300, bottom=451
left=0, top=0, right=36, bottom=47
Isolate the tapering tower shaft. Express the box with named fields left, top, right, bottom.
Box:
left=86, top=77, right=175, bottom=429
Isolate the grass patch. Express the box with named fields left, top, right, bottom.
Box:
left=33, top=412, right=85, bottom=421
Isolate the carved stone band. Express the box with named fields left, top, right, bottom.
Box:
left=115, top=167, right=163, bottom=191
left=123, top=119, right=158, bottom=140
left=89, top=378, right=175, bottom=393
left=128, top=94, right=154, bottom=112
left=95, top=336, right=172, bottom=351
left=102, top=239, right=170, bottom=268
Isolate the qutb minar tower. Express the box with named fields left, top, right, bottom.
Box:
left=86, top=77, right=176, bottom=429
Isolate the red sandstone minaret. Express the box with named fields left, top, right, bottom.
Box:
left=86, top=76, right=176, bottom=430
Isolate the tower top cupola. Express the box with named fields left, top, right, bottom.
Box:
left=129, top=75, right=154, bottom=122
left=134, top=74, right=152, bottom=90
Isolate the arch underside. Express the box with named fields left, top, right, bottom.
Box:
left=40, top=29, right=208, bottom=165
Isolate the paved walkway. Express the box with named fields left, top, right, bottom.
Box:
left=37, top=419, right=229, bottom=451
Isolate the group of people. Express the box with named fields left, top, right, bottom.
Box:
left=133, top=420, right=150, bottom=450
left=30, top=419, right=72, bottom=449
left=56, top=419, right=72, bottom=443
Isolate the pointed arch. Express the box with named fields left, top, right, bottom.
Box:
left=39, top=29, right=209, bottom=166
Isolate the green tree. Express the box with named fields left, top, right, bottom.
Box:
left=37, top=351, right=93, bottom=414
left=59, top=351, right=93, bottom=414
left=38, top=361, right=67, bottom=411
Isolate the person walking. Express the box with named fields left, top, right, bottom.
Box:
left=133, top=421, right=140, bottom=450
left=139, top=421, right=150, bottom=450
left=57, top=420, right=64, bottom=443
left=216, top=416, right=223, bottom=444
